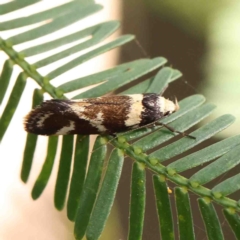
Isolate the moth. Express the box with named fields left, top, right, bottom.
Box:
left=24, top=93, right=180, bottom=136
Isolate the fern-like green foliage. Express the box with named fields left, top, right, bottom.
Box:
left=0, top=1, right=240, bottom=240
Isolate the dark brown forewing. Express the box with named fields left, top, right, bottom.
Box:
left=24, top=96, right=133, bottom=136
left=70, top=95, right=132, bottom=134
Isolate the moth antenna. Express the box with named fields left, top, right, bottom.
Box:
left=134, top=39, right=149, bottom=58
left=175, top=97, right=180, bottom=111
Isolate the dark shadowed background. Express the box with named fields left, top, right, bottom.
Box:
left=115, top=0, right=240, bottom=239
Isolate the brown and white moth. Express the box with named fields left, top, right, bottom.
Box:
left=24, top=93, right=179, bottom=136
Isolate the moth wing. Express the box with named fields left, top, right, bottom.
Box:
left=24, top=99, right=98, bottom=135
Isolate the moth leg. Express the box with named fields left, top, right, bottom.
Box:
left=104, top=130, right=118, bottom=138
left=149, top=123, right=156, bottom=128
left=155, top=122, right=196, bottom=139
left=110, top=132, right=117, bottom=138
left=77, top=135, right=87, bottom=143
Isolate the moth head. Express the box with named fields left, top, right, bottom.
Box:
left=161, top=97, right=179, bottom=116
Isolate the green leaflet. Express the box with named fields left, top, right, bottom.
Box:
left=212, top=173, right=240, bottom=197
left=21, top=89, right=43, bottom=182
left=0, top=0, right=40, bottom=15
left=168, top=135, right=240, bottom=173
left=74, top=137, right=107, bottom=240
left=67, top=135, right=89, bottom=221
left=128, top=162, right=146, bottom=240
left=175, top=187, right=195, bottom=240
left=134, top=103, right=215, bottom=152
left=153, top=175, right=174, bottom=240
left=150, top=114, right=235, bottom=160
left=0, top=59, right=13, bottom=105
left=47, top=35, right=134, bottom=81
left=190, top=145, right=240, bottom=185
left=86, top=149, right=124, bottom=240
left=223, top=209, right=240, bottom=239
left=7, top=3, right=101, bottom=44
left=22, top=21, right=119, bottom=57
left=0, top=72, right=27, bottom=142
left=31, top=136, right=59, bottom=200
left=74, top=57, right=165, bottom=99
left=198, top=198, right=224, bottom=240
left=54, top=135, right=74, bottom=210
